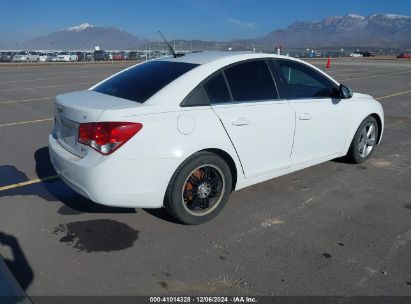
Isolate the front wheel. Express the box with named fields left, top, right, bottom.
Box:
left=346, top=116, right=379, bottom=164
left=164, top=152, right=232, bottom=225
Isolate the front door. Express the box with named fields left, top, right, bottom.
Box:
left=274, top=59, right=350, bottom=166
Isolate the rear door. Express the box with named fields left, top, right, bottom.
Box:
left=273, top=59, right=350, bottom=166
left=207, top=60, right=295, bottom=179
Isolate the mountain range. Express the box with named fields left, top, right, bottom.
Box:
left=254, top=14, right=411, bottom=48
left=23, top=23, right=143, bottom=49
left=21, top=14, right=411, bottom=50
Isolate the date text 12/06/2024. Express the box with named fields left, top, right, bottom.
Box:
left=149, top=296, right=258, bottom=303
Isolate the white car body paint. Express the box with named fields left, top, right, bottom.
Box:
left=57, top=52, right=78, bottom=62
left=49, top=52, right=384, bottom=209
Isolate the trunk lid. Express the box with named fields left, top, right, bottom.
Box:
left=54, top=90, right=138, bottom=157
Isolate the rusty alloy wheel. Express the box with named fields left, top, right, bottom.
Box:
left=181, top=164, right=225, bottom=216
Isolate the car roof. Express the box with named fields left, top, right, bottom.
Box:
left=156, top=51, right=287, bottom=65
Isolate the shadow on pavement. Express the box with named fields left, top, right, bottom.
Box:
left=0, top=147, right=136, bottom=215
left=0, top=232, right=33, bottom=291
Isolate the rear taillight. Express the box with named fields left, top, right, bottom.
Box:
left=78, top=122, right=142, bottom=155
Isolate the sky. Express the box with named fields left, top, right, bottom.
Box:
left=0, top=0, right=410, bottom=46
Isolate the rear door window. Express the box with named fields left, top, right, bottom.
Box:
left=224, top=60, right=278, bottom=102
left=182, top=86, right=209, bottom=107
left=203, top=73, right=231, bottom=104
left=93, top=61, right=199, bottom=103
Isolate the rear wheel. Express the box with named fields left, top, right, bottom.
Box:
left=165, top=152, right=232, bottom=225
left=346, top=116, right=379, bottom=164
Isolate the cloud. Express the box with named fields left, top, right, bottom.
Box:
left=227, top=17, right=256, bottom=28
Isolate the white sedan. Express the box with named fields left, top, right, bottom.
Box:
left=56, top=51, right=78, bottom=62
left=13, top=51, right=40, bottom=62
left=349, top=52, right=363, bottom=58
left=49, top=52, right=384, bottom=224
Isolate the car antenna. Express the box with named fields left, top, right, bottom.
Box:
left=158, top=30, right=182, bottom=58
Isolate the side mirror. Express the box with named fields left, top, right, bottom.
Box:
left=339, top=84, right=353, bottom=99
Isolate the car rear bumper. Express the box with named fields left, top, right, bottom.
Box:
left=49, top=133, right=175, bottom=209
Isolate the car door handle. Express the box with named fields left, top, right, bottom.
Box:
left=299, top=113, right=314, bottom=120
left=232, top=117, right=251, bottom=126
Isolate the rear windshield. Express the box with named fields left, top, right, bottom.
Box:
left=92, top=61, right=199, bottom=103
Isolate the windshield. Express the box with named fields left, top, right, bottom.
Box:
left=47, top=53, right=54, bottom=56
left=17, top=51, right=28, bottom=55
left=93, top=61, right=198, bottom=103
left=59, top=52, right=69, bottom=55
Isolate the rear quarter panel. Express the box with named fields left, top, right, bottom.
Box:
left=98, top=106, right=245, bottom=193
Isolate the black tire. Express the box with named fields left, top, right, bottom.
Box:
left=164, top=152, right=232, bottom=225
left=346, top=116, right=379, bottom=164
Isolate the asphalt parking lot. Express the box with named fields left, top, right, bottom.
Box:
left=0, top=58, right=410, bottom=297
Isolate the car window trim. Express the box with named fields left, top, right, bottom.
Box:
left=264, top=59, right=281, bottom=99
left=267, top=60, right=288, bottom=99
left=210, top=98, right=289, bottom=107
left=221, top=71, right=234, bottom=102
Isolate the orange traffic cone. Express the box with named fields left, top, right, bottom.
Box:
left=326, top=56, right=331, bottom=69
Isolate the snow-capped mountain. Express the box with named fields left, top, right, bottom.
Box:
left=65, top=23, right=95, bottom=32
left=20, top=14, right=411, bottom=50
left=22, top=23, right=142, bottom=49
left=255, top=13, right=411, bottom=47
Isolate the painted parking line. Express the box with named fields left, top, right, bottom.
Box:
left=0, top=82, right=94, bottom=92
left=377, top=89, right=411, bottom=101
left=327, top=68, right=403, bottom=78
left=0, top=97, right=53, bottom=105
left=0, top=175, right=59, bottom=192
left=339, top=70, right=411, bottom=81
left=0, top=118, right=53, bottom=128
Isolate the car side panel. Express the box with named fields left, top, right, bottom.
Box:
left=97, top=107, right=246, bottom=203
left=211, top=100, right=295, bottom=179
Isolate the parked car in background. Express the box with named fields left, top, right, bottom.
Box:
left=397, top=53, right=411, bottom=59
left=57, top=51, right=78, bottom=62
left=0, top=51, right=16, bottom=62
left=46, top=52, right=57, bottom=62
left=39, top=52, right=47, bottom=62
left=13, top=51, right=40, bottom=62
left=13, top=51, right=29, bottom=62
left=28, top=51, right=40, bottom=62
left=128, top=51, right=138, bottom=60
left=112, top=52, right=124, bottom=60
left=86, top=52, right=93, bottom=61
left=76, top=51, right=86, bottom=61
left=121, top=51, right=129, bottom=60
left=361, top=51, right=375, bottom=57
left=107, top=52, right=113, bottom=60
left=349, top=52, right=363, bottom=58
left=49, top=52, right=384, bottom=224
left=93, top=50, right=109, bottom=61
